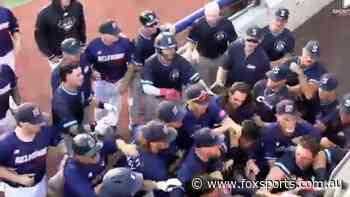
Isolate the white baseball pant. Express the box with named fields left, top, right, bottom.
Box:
left=3, top=175, right=47, bottom=197
left=0, top=109, right=17, bottom=134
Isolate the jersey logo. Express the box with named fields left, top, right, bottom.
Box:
left=88, top=172, right=93, bottom=178
left=274, top=40, right=286, bottom=52
left=170, top=69, right=180, bottom=81
left=97, top=51, right=102, bottom=55
left=344, top=99, right=350, bottom=108
left=321, top=77, right=328, bottom=85
left=0, top=22, right=9, bottom=31
left=57, top=16, right=77, bottom=32
left=311, top=45, right=319, bottom=53
left=13, top=149, right=20, bottom=154
left=214, top=31, right=227, bottom=42
left=285, top=104, right=294, bottom=113
left=246, top=64, right=256, bottom=70
left=272, top=67, right=280, bottom=74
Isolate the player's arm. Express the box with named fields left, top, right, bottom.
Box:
left=0, top=166, right=35, bottom=187
left=34, top=12, right=55, bottom=59
left=270, top=53, right=293, bottom=68
left=78, top=3, right=87, bottom=45
left=289, top=62, right=318, bottom=99
left=214, top=49, right=232, bottom=86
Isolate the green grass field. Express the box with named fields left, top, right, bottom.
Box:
left=5, top=0, right=33, bottom=8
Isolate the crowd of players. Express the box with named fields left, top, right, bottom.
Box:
left=0, top=0, right=349, bottom=196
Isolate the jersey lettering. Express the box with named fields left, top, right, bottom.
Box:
left=97, top=53, right=125, bottom=62
left=15, top=147, right=48, bottom=165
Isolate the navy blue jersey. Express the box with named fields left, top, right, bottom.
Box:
left=253, top=79, right=294, bottom=122
left=63, top=139, right=117, bottom=197
left=323, top=112, right=350, bottom=148
left=188, top=18, right=237, bottom=59
left=177, top=98, right=227, bottom=149
left=141, top=54, right=200, bottom=92
left=85, top=36, right=133, bottom=83
left=261, top=122, right=321, bottom=160
left=324, top=147, right=347, bottom=179
left=0, top=7, right=19, bottom=56
left=222, top=39, right=270, bottom=87
left=261, top=26, right=295, bottom=61
left=171, top=147, right=223, bottom=196
left=52, top=86, right=86, bottom=134
left=275, top=150, right=315, bottom=180
left=0, top=126, right=61, bottom=187
left=214, top=96, right=255, bottom=124
left=132, top=29, right=160, bottom=66
left=51, top=54, right=93, bottom=101
left=0, top=64, right=16, bottom=119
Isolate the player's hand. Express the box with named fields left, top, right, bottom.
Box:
left=92, top=70, right=101, bottom=81
left=17, top=173, right=35, bottom=187
left=116, top=139, right=139, bottom=157
left=160, top=88, right=181, bottom=101
left=313, top=120, right=326, bottom=132
left=320, top=137, right=336, bottom=148
left=245, top=159, right=260, bottom=181
left=289, top=62, right=303, bottom=75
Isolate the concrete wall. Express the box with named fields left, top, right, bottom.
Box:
left=230, top=0, right=334, bottom=35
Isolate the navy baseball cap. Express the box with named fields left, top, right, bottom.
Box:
left=14, top=103, right=46, bottom=124
left=304, top=40, right=321, bottom=59
left=276, top=99, right=300, bottom=116
left=192, top=127, right=223, bottom=148
left=142, top=120, right=177, bottom=143
left=185, top=84, right=211, bottom=105
left=72, top=134, right=103, bottom=157
left=275, top=8, right=289, bottom=21
left=246, top=25, right=263, bottom=40
left=340, top=93, right=350, bottom=115
left=100, top=167, right=143, bottom=197
left=61, top=38, right=82, bottom=55
left=319, top=73, right=338, bottom=91
left=99, top=20, right=121, bottom=36
left=266, top=65, right=289, bottom=81
left=157, top=101, right=186, bottom=123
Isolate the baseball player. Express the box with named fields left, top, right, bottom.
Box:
left=287, top=40, right=327, bottom=100
left=0, top=64, right=21, bottom=134
left=182, top=1, right=237, bottom=85
left=85, top=19, right=135, bottom=130
left=214, top=25, right=270, bottom=88
left=0, top=103, right=62, bottom=197
left=214, top=82, right=255, bottom=124
left=261, top=8, right=295, bottom=67
left=34, top=0, right=86, bottom=70
left=141, top=31, right=201, bottom=121
left=63, top=133, right=138, bottom=197
left=129, top=10, right=161, bottom=130
left=99, top=167, right=144, bottom=197
left=259, top=100, right=320, bottom=168
left=252, top=65, right=295, bottom=123
left=0, top=2, right=21, bottom=70
left=52, top=63, right=90, bottom=153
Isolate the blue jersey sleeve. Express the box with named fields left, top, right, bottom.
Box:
left=85, top=42, right=98, bottom=65
left=101, top=139, right=117, bottom=155
left=0, top=138, right=12, bottom=166
left=125, top=38, right=135, bottom=63
left=52, top=96, right=78, bottom=129
left=131, top=40, right=144, bottom=66
left=179, top=58, right=200, bottom=84
left=50, top=67, right=60, bottom=93
left=208, top=98, right=227, bottom=124
left=261, top=128, right=278, bottom=160
left=187, top=20, right=200, bottom=43
left=64, top=166, right=97, bottom=197
left=46, top=126, right=63, bottom=147
left=140, top=58, right=154, bottom=85
left=298, top=122, right=321, bottom=140
left=274, top=151, right=296, bottom=176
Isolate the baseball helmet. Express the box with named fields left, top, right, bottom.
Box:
left=61, top=38, right=82, bottom=55
left=139, top=10, right=159, bottom=27
left=72, top=133, right=103, bottom=157
left=100, top=167, right=144, bottom=197
left=154, top=31, right=177, bottom=54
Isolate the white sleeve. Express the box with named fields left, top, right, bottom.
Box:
left=142, top=84, right=161, bottom=96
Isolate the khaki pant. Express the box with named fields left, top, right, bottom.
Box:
left=143, top=95, right=165, bottom=122
left=128, top=72, right=143, bottom=126
left=194, top=53, right=226, bottom=86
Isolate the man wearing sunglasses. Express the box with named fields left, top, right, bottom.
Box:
left=261, top=8, right=295, bottom=67
left=176, top=84, right=240, bottom=150
left=215, top=25, right=270, bottom=88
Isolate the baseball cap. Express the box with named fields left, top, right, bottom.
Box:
left=61, top=38, right=82, bottom=55
left=99, top=20, right=121, bottom=36
left=304, top=40, right=321, bottom=59
left=100, top=167, right=143, bottom=197
left=266, top=64, right=289, bottom=81
left=274, top=8, right=289, bottom=21
left=185, top=84, right=211, bottom=105
left=14, top=103, right=46, bottom=124
left=276, top=99, right=300, bottom=116
left=142, top=120, right=177, bottom=143
left=157, top=101, right=186, bottom=123
left=340, top=93, right=350, bottom=115
left=72, top=134, right=103, bottom=157
left=192, top=127, right=223, bottom=148
left=246, top=25, right=263, bottom=40
left=319, top=73, right=338, bottom=91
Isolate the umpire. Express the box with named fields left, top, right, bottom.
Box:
left=34, top=0, right=86, bottom=70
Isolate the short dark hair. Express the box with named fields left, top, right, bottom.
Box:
left=229, top=82, right=251, bottom=95
left=298, top=135, right=320, bottom=156
left=59, top=63, right=80, bottom=82
left=241, top=120, right=261, bottom=141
